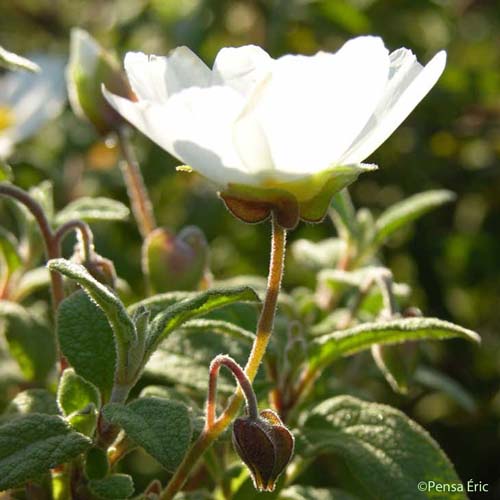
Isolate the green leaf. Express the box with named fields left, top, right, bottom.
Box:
left=373, top=190, right=455, bottom=246
left=310, top=317, right=480, bottom=369
left=102, top=397, right=192, bottom=472
left=0, top=227, right=22, bottom=274
left=144, top=286, right=259, bottom=360
left=0, top=300, right=56, bottom=381
left=88, top=473, right=134, bottom=499
left=180, top=319, right=254, bottom=343
left=58, top=368, right=101, bottom=416
left=145, top=327, right=249, bottom=395
left=0, top=414, right=91, bottom=490
left=55, top=197, right=130, bottom=225
left=85, top=447, right=110, bottom=480
left=280, top=485, right=360, bottom=500
left=49, top=259, right=138, bottom=381
left=4, top=389, right=59, bottom=418
left=57, top=368, right=101, bottom=435
left=128, top=291, right=195, bottom=317
left=303, top=396, right=466, bottom=500
left=57, top=291, right=116, bottom=401
left=49, top=259, right=136, bottom=347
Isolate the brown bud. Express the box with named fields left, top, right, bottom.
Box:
left=232, top=409, right=294, bottom=492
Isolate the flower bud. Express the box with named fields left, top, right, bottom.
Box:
left=232, top=409, right=294, bottom=492
left=142, top=225, right=209, bottom=293
left=66, top=28, right=134, bottom=134
left=71, top=245, right=117, bottom=289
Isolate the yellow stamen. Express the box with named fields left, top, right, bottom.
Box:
left=0, top=105, right=14, bottom=131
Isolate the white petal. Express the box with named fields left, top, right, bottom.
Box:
left=247, top=36, right=390, bottom=175
left=124, top=47, right=211, bottom=102
left=0, top=137, right=13, bottom=159
left=0, top=54, right=66, bottom=145
left=341, top=50, right=447, bottom=164
left=232, top=76, right=274, bottom=175
left=211, top=45, right=273, bottom=96
left=104, top=85, right=250, bottom=187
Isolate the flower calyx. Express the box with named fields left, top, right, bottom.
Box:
left=232, top=408, right=294, bottom=492
left=219, top=164, right=376, bottom=230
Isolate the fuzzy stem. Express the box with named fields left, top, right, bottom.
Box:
left=0, top=183, right=64, bottom=313
left=206, top=355, right=258, bottom=428
left=160, top=215, right=286, bottom=500
left=117, top=127, right=156, bottom=238
left=54, top=219, right=94, bottom=263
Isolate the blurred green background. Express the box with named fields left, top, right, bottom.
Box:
left=1, top=0, right=499, bottom=497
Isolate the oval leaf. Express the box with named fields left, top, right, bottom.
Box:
left=57, top=291, right=116, bottom=401
left=303, top=396, right=466, bottom=500
left=88, top=473, right=134, bottom=499
left=0, top=414, right=91, bottom=491
left=102, top=397, right=192, bottom=472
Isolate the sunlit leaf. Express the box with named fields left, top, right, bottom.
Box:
left=303, top=396, right=466, bottom=500
left=310, top=317, right=480, bottom=369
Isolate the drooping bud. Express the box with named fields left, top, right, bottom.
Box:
left=232, top=409, right=294, bottom=492
left=66, top=28, right=134, bottom=134
left=142, top=225, right=209, bottom=293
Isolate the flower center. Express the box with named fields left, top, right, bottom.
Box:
left=0, top=105, right=15, bottom=132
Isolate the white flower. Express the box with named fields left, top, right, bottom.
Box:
left=104, top=36, right=446, bottom=228
left=0, top=55, right=66, bottom=159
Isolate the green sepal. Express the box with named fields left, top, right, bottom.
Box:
left=219, top=164, right=376, bottom=229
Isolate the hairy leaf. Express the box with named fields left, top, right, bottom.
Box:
left=303, top=396, right=466, bottom=500
left=4, top=389, right=59, bottom=418
left=128, top=291, right=196, bottom=317
left=310, top=317, right=480, bottom=369
left=102, top=397, right=192, bottom=472
left=144, top=286, right=259, bottom=359
left=179, top=318, right=254, bottom=343
left=55, top=197, right=129, bottom=224
left=88, top=473, right=134, bottom=499
left=0, top=414, right=91, bottom=490
left=145, top=327, right=248, bottom=395
left=373, top=190, right=455, bottom=245
left=57, top=291, right=115, bottom=401
left=58, top=368, right=101, bottom=416
left=57, top=368, right=101, bottom=435
left=49, top=259, right=136, bottom=348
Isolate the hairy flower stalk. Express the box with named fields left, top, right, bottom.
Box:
left=161, top=215, right=286, bottom=499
